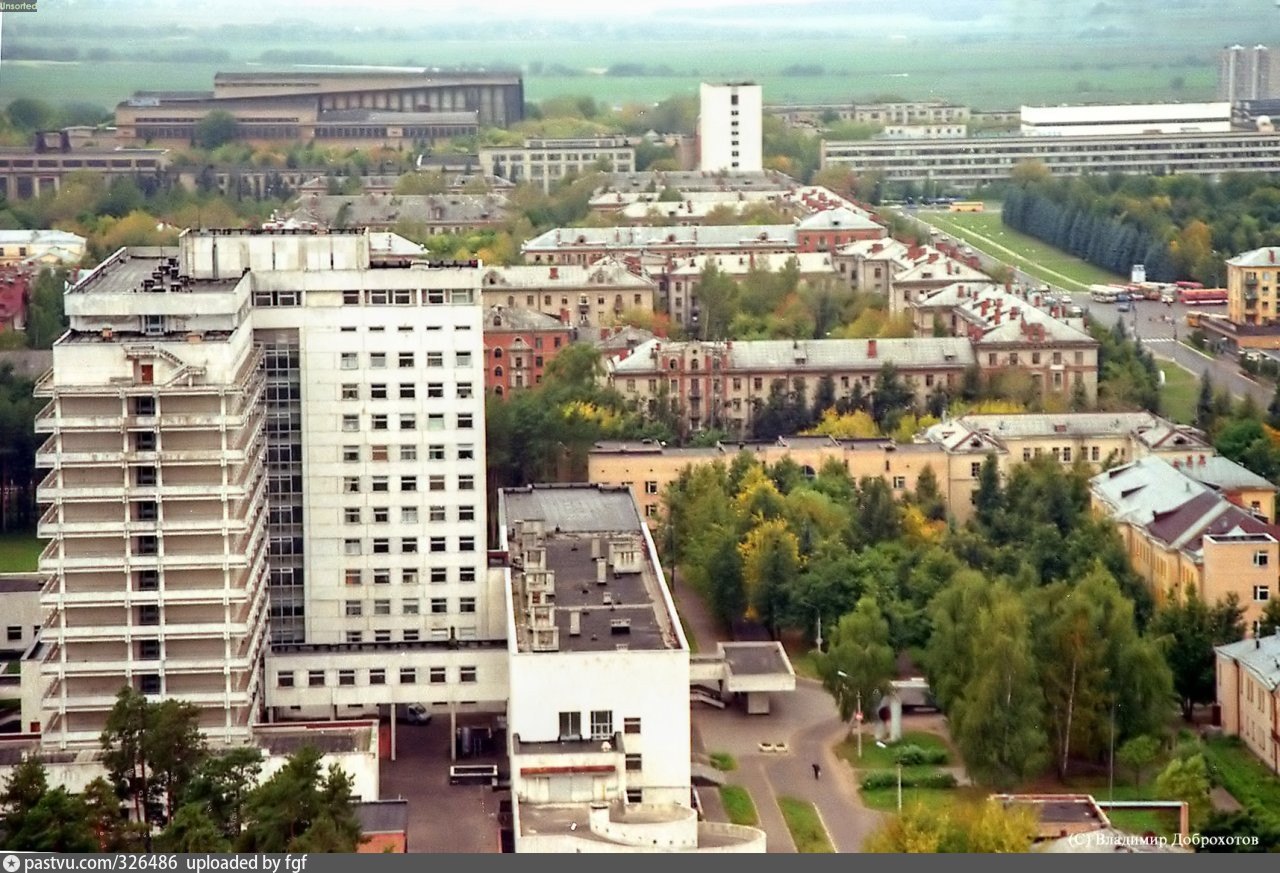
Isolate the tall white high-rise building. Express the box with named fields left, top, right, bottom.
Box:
left=31, top=229, right=508, bottom=747
left=1219, top=44, right=1278, bottom=103
left=698, top=82, right=763, bottom=173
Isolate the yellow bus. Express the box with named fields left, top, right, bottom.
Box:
left=949, top=201, right=985, bottom=213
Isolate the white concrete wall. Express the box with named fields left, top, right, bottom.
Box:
left=699, top=84, right=763, bottom=173
left=0, top=584, right=42, bottom=655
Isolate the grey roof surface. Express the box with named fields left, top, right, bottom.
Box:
left=604, top=169, right=797, bottom=192
left=502, top=485, right=643, bottom=534
left=0, top=575, right=43, bottom=593
left=484, top=305, right=565, bottom=331
left=483, top=261, right=654, bottom=289
left=1090, top=457, right=1211, bottom=526
left=1181, top=455, right=1278, bottom=492
left=721, top=642, right=791, bottom=676
left=316, top=109, right=478, bottom=125
left=1227, top=247, right=1280, bottom=268
left=956, top=412, right=1175, bottom=440
left=795, top=207, right=881, bottom=231
left=356, top=800, right=409, bottom=834
left=254, top=725, right=371, bottom=755
left=608, top=336, right=974, bottom=375
left=288, top=193, right=507, bottom=228
left=1217, top=634, right=1280, bottom=691
left=523, top=224, right=797, bottom=251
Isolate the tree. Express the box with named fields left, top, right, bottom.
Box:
left=6, top=788, right=96, bottom=852
left=83, top=776, right=142, bottom=852
left=1116, top=735, right=1162, bottom=787
left=100, top=687, right=207, bottom=828
left=950, top=595, right=1049, bottom=789
left=1150, top=589, right=1245, bottom=720
left=819, top=596, right=896, bottom=732
left=972, top=454, right=1002, bottom=529
left=158, top=803, right=232, bottom=853
left=691, top=261, right=738, bottom=339
left=148, top=699, right=207, bottom=822
left=1, top=755, right=48, bottom=841
left=866, top=799, right=1037, bottom=853
left=1154, top=754, right=1211, bottom=829
left=184, top=746, right=264, bottom=840
left=237, top=747, right=361, bottom=853
left=101, top=687, right=153, bottom=826
left=1258, top=597, right=1280, bottom=637
left=737, top=518, right=800, bottom=630
left=194, top=111, right=239, bottom=149
left=1196, top=372, right=1215, bottom=432
left=913, top=465, right=946, bottom=522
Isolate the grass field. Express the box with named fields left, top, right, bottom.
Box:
left=859, top=786, right=976, bottom=814
left=1158, top=362, right=1199, bottom=425
left=1202, top=736, right=1280, bottom=828
left=834, top=731, right=950, bottom=771
left=709, top=751, right=737, bottom=772
left=922, top=211, right=1127, bottom=292
left=0, top=533, right=44, bottom=573
left=777, top=796, right=835, bottom=854
left=719, top=785, right=759, bottom=828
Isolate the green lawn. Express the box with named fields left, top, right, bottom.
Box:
left=777, top=796, right=835, bottom=853
left=1203, top=736, right=1280, bottom=828
left=921, top=211, right=1127, bottom=292
left=834, top=731, right=950, bottom=770
left=719, top=785, right=759, bottom=828
left=0, top=534, right=45, bottom=573
left=1158, top=363, right=1199, bottom=425
left=1105, top=807, right=1180, bottom=841
left=789, top=650, right=821, bottom=681
left=709, top=751, right=737, bottom=772
left=676, top=607, right=699, bottom=654
left=860, top=786, right=969, bottom=814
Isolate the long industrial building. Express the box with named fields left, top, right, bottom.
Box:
left=115, top=69, right=524, bottom=148
left=820, top=130, right=1280, bottom=188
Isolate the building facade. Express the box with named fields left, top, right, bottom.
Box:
left=1219, top=45, right=1278, bottom=104
left=1227, top=246, right=1280, bottom=327
left=820, top=130, right=1280, bottom=188
left=1216, top=635, right=1280, bottom=774
left=699, top=83, right=763, bottom=174
left=483, top=305, right=574, bottom=397
left=478, top=138, right=635, bottom=192
left=480, top=261, right=656, bottom=330
left=1018, top=103, right=1231, bottom=137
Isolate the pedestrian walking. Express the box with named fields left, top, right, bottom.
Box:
left=812, top=762, right=821, bottom=780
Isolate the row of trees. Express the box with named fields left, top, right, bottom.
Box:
left=1, top=688, right=361, bottom=852
left=1003, top=168, right=1280, bottom=286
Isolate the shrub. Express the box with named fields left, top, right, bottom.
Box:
left=892, top=744, right=948, bottom=766
left=860, top=770, right=958, bottom=790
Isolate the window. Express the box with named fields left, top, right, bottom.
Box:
left=402, top=569, right=419, bottom=585
left=370, top=383, right=388, bottom=400
left=373, top=569, right=391, bottom=585
left=590, top=710, right=613, bottom=739
left=458, top=505, right=476, bottom=522
left=340, top=353, right=358, bottom=370
left=374, top=629, right=391, bottom=643
left=370, top=445, right=389, bottom=462
left=625, top=754, right=642, bottom=772
left=970, top=462, right=982, bottom=478
left=400, top=445, right=418, bottom=462
left=346, top=630, right=363, bottom=643
left=1255, top=585, right=1271, bottom=602
left=426, top=382, right=444, bottom=398
left=370, top=669, right=386, bottom=686
left=426, top=352, right=443, bottom=368
left=401, top=476, right=418, bottom=492
left=399, top=352, right=415, bottom=368
left=136, top=466, right=158, bottom=486
left=428, top=444, right=446, bottom=461
left=430, top=536, right=447, bottom=553
left=372, top=414, right=389, bottom=431
left=891, top=476, right=906, bottom=489
left=400, top=667, right=417, bottom=684
left=429, top=667, right=447, bottom=684
left=459, top=536, right=476, bottom=552
left=344, top=539, right=362, bottom=556
left=373, top=538, right=390, bottom=554
left=459, top=567, right=476, bottom=583
left=344, top=601, right=362, bottom=617
left=402, top=506, right=419, bottom=523
left=430, top=567, right=447, bottom=584
left=431, top=598, right=447, bottom=614
left=374, top=600, right=391, bottom=616
left=372, top=476, right=389, bottom=492
left=1062, top=447, right=1072, bottom=463
left=370, top=353, right=387, bottom=368
left=1256, top=551, right=1271, bottom=567
left=402, top=537, right=418, bottom=554
left=344, top=568, right=362, bottom=586
left=456, top=352, right=473, bottom=367
left=458, top=475, right=475, bottom=491
left=277, top=671, right=295, bottom=688
left=623, top=717, right=641, bottom=734
left=308, top=670, right=326, bottom=687
left=626, top=789, right=643, bottom=804
left=460, top=597, right=476, bottom=613
left=342, top=414, right=360, bottom=432
left=400, top=383, right=416, bottom=399
left=343, top=476, right=361, bottom=494
left=401, top=414, right=417, bottom=430
left=402, top=630, right=419, bottom=642
left=427, top=414, right=445, bottom=431
left=429, top=475, right=446, bottom=491
left=137, top=570, right=158, bottom=591
left=458, top=383, right=474, bottom=399
left=338, top=670, right=356, bottom=687
left=5, top=626, right=20, bottom=642
left=558, top=711, right=582, bottom=740
left=457, top=413, right=473, bottom=429
left=403, top=600, right=420, bottom=615
left=644, top=480, right=659, bottom=495
left=429, top=505, right=447, bottom=522
left=460, top=666, right=477, bottom=683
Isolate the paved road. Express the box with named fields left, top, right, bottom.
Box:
left=902, top=207, right=1270, bottom=407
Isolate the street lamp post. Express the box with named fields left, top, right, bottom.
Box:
left=836, top=670, right=863, bottom=757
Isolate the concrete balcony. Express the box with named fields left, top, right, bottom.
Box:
left=37, top=462, right=263, bottom=502
left=39, top=509, right=258, bottom=539
left=48, top=620, right=262, bottom=642
left=42, top=686, right=257, bottom=713
left=46, top=651, right=261, bottom=677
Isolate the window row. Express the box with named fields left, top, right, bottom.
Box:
left=556, top=709, right=643, bottom=741
left=343, top=597, right=476, bottom=616
left=339, top=288, right=475, bottom=306
left=342, top=535, right=477, bottom=556
left=340, top=382, right=474, bottom=400
left=278, top=664, right=479, bottom=688
left=344, top=566, right=479, bottom=585
left=340, top=351, right=473, bottom=370
left=341, top=412, right=474, bottom=431
left=342, top=504, right=477, bottom=524
left=343, top=475, right=475, bottom=492
left=342, top=444, right=475, bottom=463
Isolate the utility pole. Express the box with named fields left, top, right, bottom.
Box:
left=897, top=760, right=903, bottom=812
left=815, top=612, right=822, bottom=651
left=857, top=689, right=863, bottom=760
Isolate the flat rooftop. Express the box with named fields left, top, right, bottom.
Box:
left=721, top=642, right=791, bottom=676
left=252, top=722, right=373, bottom=755
left=502, top=485, right=680, bottom=655
left=69, top=248, right=237, bottom=297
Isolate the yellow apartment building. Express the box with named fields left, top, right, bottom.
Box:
left=1216, top=636, right=1280, bottom=773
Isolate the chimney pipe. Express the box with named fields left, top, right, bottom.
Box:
left=867, top=339, right=877, bottom=358
left=596, top=558, right=607, bottom=585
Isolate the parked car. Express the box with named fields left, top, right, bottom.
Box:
left=1117, top=301, right=1132, bottom=313
left=400, top=702, right=433, bottom=724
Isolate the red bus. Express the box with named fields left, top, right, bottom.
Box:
left=1175, top=280, right=1205, bottom=290
left=1178, top=287, right=1228, bottom=305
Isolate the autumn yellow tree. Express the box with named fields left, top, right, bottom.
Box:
left=738, top=518, right=800, bottom=628
left=866, top=800, right=1037, bottom=853
left=804, top=408, right=880, bottom=439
